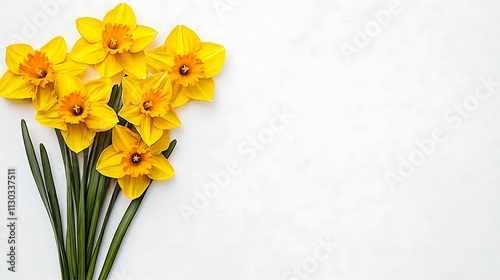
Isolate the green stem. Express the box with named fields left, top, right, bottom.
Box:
left=86, top=184, right=121, bottom=280
left=56, top=130, right=77, bottom=280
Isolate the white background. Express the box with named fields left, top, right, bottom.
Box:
left=1, top=0, right=500, bottom=279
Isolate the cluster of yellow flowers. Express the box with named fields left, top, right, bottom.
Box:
left=0, top=3, right=225, bottom=199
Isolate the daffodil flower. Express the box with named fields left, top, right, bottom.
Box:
left=36, top=74, right=118, bottom=153
left=70, top=3, right=157, bottom=79
left=96, top=125, right=174, bottom=199
left=0, top=36, right=83, bottom=111
left=119, top=71, right=181, bottom=146
left=146, top=25, right=225, bottom=107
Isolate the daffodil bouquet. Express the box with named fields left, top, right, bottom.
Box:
left=0, top=3, right=224, bottom=279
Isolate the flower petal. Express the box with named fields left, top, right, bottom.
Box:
left=146, top=46, right=175, bottom=73
left=118, top=102, right=142, bottom=125
left=40, top=36, right=67, bottom=64
left=118, top=175, right=150, bottom=199
left=149, top=155, right=174, bottom=180
left=137, top=114, right=163, bottom=146
left=165, top=25, right=201, bottom=56
left=85, top=77, right=113, bottom=103
left=130, top=25, right=157, bottom=53
left=76, top=17, right=103, bottom=43
left=6, top=44, right=34, bottom=74
left=96, top=146, right=126, bottom=178
left=116, top=51, right=146, bottom=79
left=141, top=71, right=171, bottom=97
left=148, top=130, right=171, bottom=155
left=53, top=57, right=84, bottom=77
left=86, top=103, right=118, bottom=132
left=183, top=78, right=215, bottom=102
left=103, top=3, right=137, bottom=30
left=171, top=85, right=190, bottom=108
left=70, top=37, right=107, bottom=64
left=112, top=125, right=140, bottom=152
left=62, top=123, right=96, bottom=153
left=0, top=71, right=35, bottom=99
left=55, top=74, right=86, bottom=99
left=122, top=76, right=143, bottom=104
left=35, top=104, right=66, bottom=130
left=95, top=53, right=123, bottom=78
left=197, top=43, right=225, bottom=78
left=154, top=109, right=181, bottom=130
left=33, top=85, right=57, bottom=111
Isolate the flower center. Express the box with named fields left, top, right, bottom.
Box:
left=131, top=153, right=141, bottom=163
left=102, top=23, right=133, bottom=54
left=18, top=50, right=55, bottom=88
left=173, top=54, right=204, bottom=87
left=180, top=65, right=190, bottom=75
left=58, top=92, right=90, bottom=124
left=140, top=89, right=170, bottom=117
left=121, top=147, right=153, bottom=177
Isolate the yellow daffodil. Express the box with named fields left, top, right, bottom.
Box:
left=0, top=36, right=83, bottom=111
left=146, top=25, right=225, bottom=107
left=70, top=3, right=157, bottom=79
left=119, top=71, right=181, bottom=146
left=96, top=125, right=174, bottom=199
left=36, top=74, right=118, bottom=153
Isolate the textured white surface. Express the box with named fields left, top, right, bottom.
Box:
left=1, top=0, right=500, bottom=279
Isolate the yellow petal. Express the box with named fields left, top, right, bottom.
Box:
left=40, top=36, right=67, bottom=64
left=6, top=44, right=34, bottom=74
left=118, top=102, right=142, bottom=125
left=85, top=103, right=118, bottom=132
left=112, top=125, right=140, bottom=152
left=183, top=78, right=215, bottom=102
left=85, top=77, right=113, bottom=103
left=141, top=71, right=171, bottom=98
left=149, top=130, right=170, bottom=155
left=53, top=57, right=84, bottom=77
left=96, top=146, right=126, bottom=178
left=116, top=51, right=146, bottom=79
left=137, top=114, right=163, bottom=146
left=165, top=25, right=201, bottom=56
left=55, top=74, right=86, bottom=99
left=33, top=85, right=56, bottom=111
left=154, top=109, right=181, bottom=130
left=122, top=76, right=143, bottom=104
left=103, top=3, right=137, bottom=30
left=149, top=155, right=174, bottom=181
left=76, top=17, right=103, bottom=43
left=0, top=71, right=35, bottom=99
left=130, top=25, right=157, bottom=53
left=95, top=53, right=123, bottom=78
left=197, top=43, right=225, bottom=78
left=171, top=84, right=190, bottom=108
left=61, top=123, right=96, bottom=153
left=70, top=37, right=107, bottom=64
left=146, top=46, right=175, bottom=73
left=118, top=175, right=150, bottom=200
left=35, top=104, right=66, bottom=130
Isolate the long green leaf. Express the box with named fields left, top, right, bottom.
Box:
left=21, top=120, right=68, bottom=280
left=40, top=144, right=69, bottom=279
